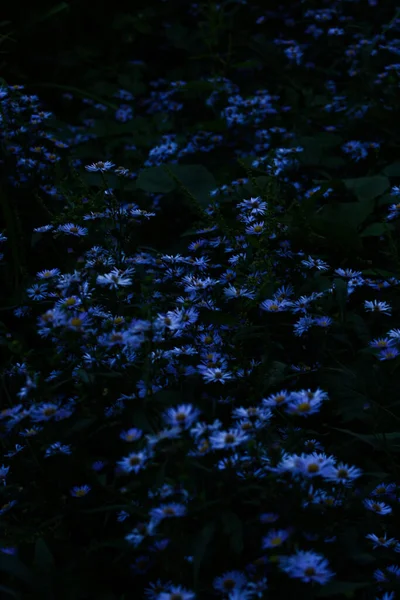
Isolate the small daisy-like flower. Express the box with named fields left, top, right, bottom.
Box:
left=149, top=502, right=187, bottom=523
left=285, top=395, right=323, bottom=416
left=26, top=283, right=48, bottom=301
left=376, top=593, right=395, bottom=600
left=14, top=306, right=31, bottom=318
left=45, top=442, right=72, bottom=458
left=322, top=462, right=362, bottom=485
left=378, top=347, right=400, bottom=361
left=209, top=428, right=250, bottom=450
left=364, top=300, right=392, bottom=315
left=260, top=298, right=293, bottom=312
left=369, top=337, right=397, bottom=349
left=245, top=221, right=265, bottom=235
left=96, top=268, right=132, bottom=288
left=120, top=428, right=143, bottom=442
left=364, top=499, right=392, bottom=515
left=293, top=315, right=315, bottom=336
left=0, top=547, right=17, bottom=555
left=57, top=296, right=82, bottom=310
left=388, top=329, right=400, bottom=341
left=66, top=312, right=90, bottom=332
left=278, top=550, right=334, bottom=585
left=117, top=510, right=130, bottom=523
left=223, top=285, right=256, bottom=300
left=157, top=585, right=195, bottom=600
left=36, top=268, right=61, bottom=279
left=34, top=224, right=54, bottom=233
left=260, top=512, right=279, bottom=524
left=262, top=390, right=290, bottom=408
left=92, top=460, right=106, bottom=471
left=213, top=570, right=248, bottom=594
left=334, top=268, right=363, bottom=279
left=117, top=451, right=149, bottom=474
left=70, top=485, right=91, bottom=497
left=0, top=500, right=18, bottom=515
left=4, top=444, right=25, bottom=458
left=0, top=464, right=10, bottom=484
left=366, top=533, right=398, bottom=549
left=371, top=483, right=397, bottom=497
left=85, top=160, right=115, bottom=172
left=200, top=367, right=234, bottom=384
left=163, top=404, right=201, bottom=430
left=303, top=439, right=323, bottom=452
left=30, top=402, right=61, bottom=422
left=262, top=528, right=291, bottom=549
left=301, top=256, right=330, bottom=271
left=57, top=223, right=88, bottom=237
left=314, top=315, right=333, bottom=328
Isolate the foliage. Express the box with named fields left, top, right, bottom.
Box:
left=0, top=1, right=400, bottom=599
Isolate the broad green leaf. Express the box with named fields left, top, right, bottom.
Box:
left=315, top=580, right=371, bottom=598
left=333, top=278, right=348, bottom=319
left=34, top=539, right=55, bottom=571
left=360, top=222, right=389, bottom=237
left=0, top=584, right=20, bottom=599
left=165, top=164, right=217, bottom=206
left=136, top=166, right=176, bottom=194
left=221, top=511, right=243, bottom=555
left=0, top=555, right=35, bottom=586
left=382, top=161, right=400, bottom=176
left=342, top=175, right=390, bottom=202
left=310, top=196, right=375, bottom=248
left=192, top=522, right=216, bottom=587
left=33, top=83, right=120, bottom=110
left=320, top=156, right=346, bottom=169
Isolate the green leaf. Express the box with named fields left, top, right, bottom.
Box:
left=346, top=314, right=370, bottom=343
left=32, top=83, right=120, bottom=111
left=0, top=584, right=20, bottom=599
left=315, top=580, right=371, bottom=598
left=310, top=195, right=375, bottom=251
left=382, top=161, right=400, bottom=176
left=360, top=222, right=390, bottom=237
left=34, top=539, right=55, bottom=572
left=136, top=166, right=176, bottom=194
left=65, top=417, right=96, bottom=436
left=342, top=175, right=390, bottom=202
left=333, top=278, right=348, bottom=319
left=221, top=511, right=243, bottom=555
left=329, top=427, right=380, bottom=448
left=0, top=555, right=35, bottom=586
left=192, top=522, right=216, bottom=587
left=75, top=369, right=95, bottom=385
left=166, top=164, right=217, bottom=206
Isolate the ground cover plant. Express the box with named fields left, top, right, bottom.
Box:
left=1, top=0, right=400, bottom=598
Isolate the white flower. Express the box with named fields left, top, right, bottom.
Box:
left=209, top=428, right=250, bottom=450
left=96, top=268, right=132, bottom=288
left=85, top=160, right=115, bottom=172
left=364, top=300, right=392, bottom=315
left=278, top=550, right=335, bottom=585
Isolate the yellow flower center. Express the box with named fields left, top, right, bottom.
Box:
left=70, top=318, right=83, bottom=327
left=269, top=536, right=282, bottom=546
left=307, top=463, right=320, bottom=473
